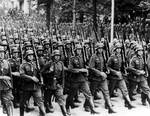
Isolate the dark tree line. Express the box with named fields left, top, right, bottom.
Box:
left=37, top=0, right=149, bottom=29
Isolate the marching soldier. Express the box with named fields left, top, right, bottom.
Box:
left=64, top=40, right=73, bottom=66
left=37, top=45, right=46, bottom=69
left=43, top=40, right=51, bottom=62
left=107, top=43, right=135, bottom=109
left=128, top=45, right=150, bottom=106
left=66, top=44, right=99, bottom=115
left=0, top=46, right=13, bottom=116
left=19, top=50, right=46, bottom=116
left=8, top=47, right=21, bottom=108
left=41, top=50, right=69, bottom=116
left=147, top=43, right=150, bottom=88
left=84, top=42, right=116, bottom=113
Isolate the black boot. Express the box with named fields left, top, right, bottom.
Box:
left=74, top=98, right=82, bottom=103
left=74, top=91, right=81, bottom=103
left=105, top=98, right=116, bottom=114
left=20, top=106, right=24, bottom=116
left=124, top=100, right=128, bottom=108
left=39, top=104, right=46, bottom=116
left=94, top=91, right=101, bottom=100
left=110, top=93, right=118, bottom=98
left=5, top=102, right=13, bottom=116
left=85, top=106, right=91, bottom=112
left=2, top=105, right=7, bottom=114
left=145, top=93, right=150, bottom=106
left=141, top=93, right=147, bottom=106
left=91, top=108, right=100, bottom=114
left=25, top=106, right=34, bottom=112
left=66, top=105, right=71, bottom=116
left=84, top=99, right=91, bottom=112
left=124, top=95, right=135, bottom=109
left=88, top=98, right=100, bottom=114
left=45, top=103, right=52, bottom=113
left=70, top=104, right=79, bottom=109
left=130, top=96, right=136, bottom=101
left=129, top=90, right=136, bottom=101
left=60, top=105, right=70, bottom=116
left=13, top=92, right=20, bottom=108
left=14, top=103, right=19, bottom=108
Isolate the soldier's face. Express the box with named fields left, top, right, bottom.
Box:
left=0, top=52, right=5, bottom=59
left=66, top=44, right=71, bottom=48
left=126, top=43, right=130, bottom=48
left=15, top=39, right=19, bottom=44
left=26, top=47, right=32, bottom=50
left=54, top=55, right=60, bottom=61
left=4, top=46, right=7, bottom=51
left=45, top=44, right=49, bottom=48
left=116, top=48, right=121, bottom=53
left=85, top=44, right=89, bottom=48
left=37, top=50, right=43, bottom=55
left=137, top=50, right=143, bottom=56
left=13, top=52, right=19, bottom=58
left=97, top=48, right=103, bottom=53
left=27, top=54, right=34, bottom=61
left=76, top=49, right=82, bottom=55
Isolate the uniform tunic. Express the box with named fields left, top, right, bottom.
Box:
left=41, top=60, right=65, bottom=105
left=128, top=55, right=150, bottom=97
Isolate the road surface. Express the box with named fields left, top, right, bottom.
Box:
left=0, top=89, right=150, bottom=116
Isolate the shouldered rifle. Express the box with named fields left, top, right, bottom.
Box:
left=104, top=37, right=110, bottom=60
left=19, top=33, right=23, bottom=64
left=31, top=38, right=44, bottom=85
left=121, top=38, right=128, bottom=75
left=142, top=40, right=149, bottom=77
left=5, top=31, right=12, bottom=58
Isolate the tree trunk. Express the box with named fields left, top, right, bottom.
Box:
left=79, top=12, right=84, bottom=23
left=73, top=0, right=76, bottom=32
left=93, top=0, right=97, bottom=31
left=46, top=1, right=51, bottom=30
left=19, top=0, right=24, bottom=11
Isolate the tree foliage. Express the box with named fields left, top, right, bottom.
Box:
left=37, top=0, right=149, bottom=24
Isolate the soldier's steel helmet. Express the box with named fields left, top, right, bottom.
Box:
left=113, top=43, right=122, bottom=51
left=37, top=45, right=44, bottom=51
left=95, top=42, right=104, bottom=50
left=43, top=40, right=50, bottom=45
left=58, top=41, right=63, bottom=46
left=52, top=50, right=61, bottom=56
left=0, top=46, right=5, bottom=52
left=12, top=47, right=19, bottom=53
left=0, top=41, right=8, bottom=46
left=65, top=40, right=71, bottom=45
left=25, top=50, right=34, bottom=58
left=84, top=40, right=90, bottom=44
left=147, top=43, right=150, bottom=48
left=24, top=41, right=32, bottom=47
left=125, top=39, right=130, bottom=44
left=74, top=44, right=82, bottom=51
left=135, top=45, right=143, bottom=52
left=115, top=43, right=122, bottom=48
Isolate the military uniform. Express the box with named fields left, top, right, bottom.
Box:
left=107, top=43, right=135, bottom=109
left=0, top=46, right=13, bottom=116
left=8, top=47, right=21, bottom=108
left=66, top=44, right=99, bottom=114
left=43, top=40, right=51, bottom=62
left=147, top=43, right=150, bottom=88
left=63, top=40, right=73, bottom=94
left=84, top=43, right=116, bottom=113
left=19, top=50, right=45, bottom=116
left=41, top=50, right=68, bottom=116
left=128, top=45, right=150, bottom=105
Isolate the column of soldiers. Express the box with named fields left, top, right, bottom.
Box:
left=1, top=14, right=150, bottom=116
